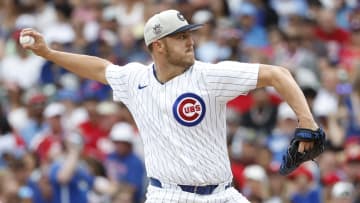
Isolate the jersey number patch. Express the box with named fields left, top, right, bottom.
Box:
left=172, top=93, right=206, bottom=126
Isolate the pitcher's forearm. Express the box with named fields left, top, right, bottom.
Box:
left=46, top=49, right=111, bottom=84
left=271, top=68, right=317, bottom=129
left=257, top=65, right=318, bottom=130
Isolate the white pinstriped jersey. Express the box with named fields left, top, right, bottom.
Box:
left=105, top=60, right=259, bottom=185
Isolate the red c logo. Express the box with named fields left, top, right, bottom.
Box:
left=173, top=93, right=206, bottom=127
left=178, top=98, right=202, bottom=121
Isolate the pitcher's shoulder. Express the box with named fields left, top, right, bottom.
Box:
left=193, top=60, right=216, bottom=70
left=120, top=62, right=150, bottom=70
left=107, top=62, right=151, bottom=72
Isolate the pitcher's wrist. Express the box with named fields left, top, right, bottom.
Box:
left=298, top=116, right=318, bottom=130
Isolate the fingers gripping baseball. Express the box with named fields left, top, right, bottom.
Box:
left=20, top=28, right=51, bottom=57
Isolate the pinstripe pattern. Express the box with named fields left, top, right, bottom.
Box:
left=106, top=60, right=258, bottom=200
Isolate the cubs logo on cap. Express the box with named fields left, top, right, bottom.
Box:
left=172, top=93, right=206, bottom=127
left=144, top=9, right=203, bottom=46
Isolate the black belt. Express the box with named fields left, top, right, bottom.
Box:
left=149, top=177, right=231, bottom=195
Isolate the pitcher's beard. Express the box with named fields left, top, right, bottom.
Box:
left=165, top=49, right=195, bottom=69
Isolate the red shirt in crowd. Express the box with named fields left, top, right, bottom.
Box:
left=31, top=132, right=62, bottom=163
left=314, top=27, right=350, bottom=45
left=78, top=120, right=109, bottom=160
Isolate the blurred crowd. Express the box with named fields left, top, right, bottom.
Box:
left=0, top=0, right=360, bottom=202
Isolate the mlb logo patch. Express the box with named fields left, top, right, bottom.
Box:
left=172, top=93, right=206, bottom=127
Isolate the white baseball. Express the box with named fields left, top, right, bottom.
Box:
left=19, top=35, right=35, bottom=45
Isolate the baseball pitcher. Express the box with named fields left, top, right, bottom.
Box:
left=20, top=9, right=324, bottom=203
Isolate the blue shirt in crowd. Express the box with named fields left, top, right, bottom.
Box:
left=106, top=152, right=145, bottom=203
left=291, top=187, right=322, bottom=203
left=49, top=160, right=94, bottom=203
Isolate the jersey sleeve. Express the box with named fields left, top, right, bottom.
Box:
left=105, top=64, right=130, bottom=104
left=203, top=61, right=259, bottom=102
left=105, top=62, right=147, bottom=105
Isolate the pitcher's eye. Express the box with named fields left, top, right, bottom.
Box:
left=179, top=34, right=185, bottom=39
left=177, top=32, right=190, bottom=40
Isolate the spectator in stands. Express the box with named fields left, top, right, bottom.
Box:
left=272, top=31, right=318, bottom=84
left=113, top=26, right=150, bottom=64
left=55, top=87, right=87, bottom=133
left=330, top=181, right=355, bottom=203
left=0, top=112, right=25, bottom=168
left=339, top=6, right=360, bottom=73
left=287, top=166, right=322, bottom=203
left=267, top=164, right=287, bottom=203
left=313, top=65, right=340, bottom=122
left=229, top=127, right=259, bottom=190
left=30, top=102, right=66, bottom=165
left=233, top=2, right=269, bottom=48
left=112, top=184, right=137, bottom=203
left=192, top=9, right=237, bottom=63
left=241, top=88, right=278, bottom=136
left=336, top=0, right=354, bottom=29
left=343, top=141, right=360, bottom=187
left=8, top=157, right=34, bottom=203
left=341, top=58, right=360, bottom=138
left=28, top=162, right=54, bottom=203
left=298, top=17, right=328, bottom=58
left=48, top=131, right=94, bottom=203
left=269, top=0, right=308, bottom=29
left=105, top=122, right=145, bottom=203
left=314, top=8, right=350, bottom=46
left=321, top=170, right=342, bottom=203
left=18, top=91, right=47, bottom=147
left=242, top=164, right=270, bottom=202
left=266, top=102, right=297, bottom=166
left=95, top=101, right=121, bottom=156
left=313, top=66, right=347, bottom=146
left=78, top=98, right=109, bottom=160
left=0, top=169, right=20, bottom=203
left=103, top=0, right=144, bottom=30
